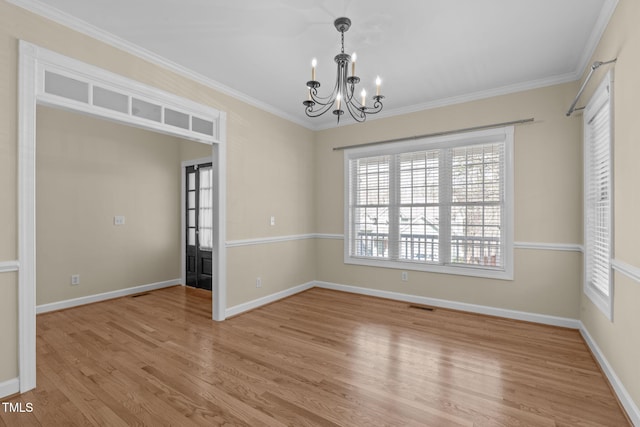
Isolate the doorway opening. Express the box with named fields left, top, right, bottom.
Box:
left=18, top=41, right=227, bottom=394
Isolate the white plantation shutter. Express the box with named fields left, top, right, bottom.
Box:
left=584, top=71, right=613, bottom=318
left=345, top=127, right=513, bottom=279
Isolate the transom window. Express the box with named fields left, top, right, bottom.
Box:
left=344, top=127, right=514, bottom=280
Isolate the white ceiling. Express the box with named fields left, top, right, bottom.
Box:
left=13, top=0, right=617, bottom=129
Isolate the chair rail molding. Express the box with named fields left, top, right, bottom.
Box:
left=0, top=261, right=19, bottom=273
left=611, top=258, right=640, bottom=283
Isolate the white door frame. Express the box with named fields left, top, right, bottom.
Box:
left=17, top=41, right=227, bottom=393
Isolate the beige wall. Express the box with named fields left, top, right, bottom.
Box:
left=36, top=107, right=184, bottom=305
left=314, top=83, right=583, bottom=318
left=578, top=0, right=640, bottom=409
left=0, top=0, right=315, bottom=384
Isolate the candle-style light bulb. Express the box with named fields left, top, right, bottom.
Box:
left=351, top=52, right=357, bottom=76
left=336, top=93, right=342, bottom=110
left=376, top=76, right=382, bottom=96
left=360, top=89, right=366, bottom=107
left=311, top=58, right=317, bottom=81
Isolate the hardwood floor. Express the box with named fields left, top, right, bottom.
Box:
left=0, top=286, right=630, bottom=426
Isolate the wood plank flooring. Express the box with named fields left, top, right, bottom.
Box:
left=0, top=286, right=630, bottom=426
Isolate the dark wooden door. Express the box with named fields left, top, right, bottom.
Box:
left=185, top=163, right=213, bottom=290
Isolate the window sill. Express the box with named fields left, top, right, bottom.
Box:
left=344, top=256, right=514, bottom=281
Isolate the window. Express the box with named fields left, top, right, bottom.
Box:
left=584, top=71, right=613, bottom=320
left=345, top=127, right=513, bottom=279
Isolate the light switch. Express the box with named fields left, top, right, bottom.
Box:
left=270, top=216, right=275, bottom=226
left=114, top=215, right=125, bottom=225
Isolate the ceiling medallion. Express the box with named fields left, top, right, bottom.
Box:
left=303, top=17, right=384, bottom=124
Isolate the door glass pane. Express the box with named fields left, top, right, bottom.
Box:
left=188, top=228, right=196, bottom=246
left=188, top=191, right=195, bottom=209
left=188, top=210, right=195, bottom=227
left=199, top=166, right=213, bottom=249
left=188, top=172, right=196, bottom=191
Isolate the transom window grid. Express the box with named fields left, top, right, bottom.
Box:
left=346, top=128, right=512, bottom=279
left=37, top=58, right=222, bottom=145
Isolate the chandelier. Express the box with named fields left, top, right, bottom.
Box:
left=303, top=17, right=384, bottom=124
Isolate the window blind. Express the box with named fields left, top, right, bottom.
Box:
left=585, top=81, right=612, bottom=298
left=346, top=127, right=512, bottom=278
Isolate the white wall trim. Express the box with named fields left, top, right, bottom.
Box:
left=0, top=261, right=20, bottom=273
left=514, top=242, right=584, bottom=252
left=226, top=234, right=317, bottom=248
left=314, top=281, right=581, bottom=329
left=579, top=322, right=640, bottom=426
left=225, top=233, right=585, bottom=254
left=225, top=281, right=314, bottom=318
left=611, top=259, right=640, bottom=284
left=315, top=234, right=584, bottom=253
left=314, top=233, right=345, bottom=240
left=36, top=279, right=180, bottom=314
left=0, top=378, right=20, bottom=399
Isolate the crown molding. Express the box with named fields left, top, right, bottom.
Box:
left=6, top=0, right=311, bottom=129
left=312, top=71, right=579, bottom=131
left=8, top=0, right=619, bottom=133
left=574, top=0, right=619, bottom=82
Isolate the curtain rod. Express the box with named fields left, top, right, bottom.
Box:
left=566, top=58, right=617, bottom=117
left=332, top=118, right=535, bottom=151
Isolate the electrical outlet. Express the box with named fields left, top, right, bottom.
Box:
left=114, top=215, right=125, bottom=226
left=256, top=277, right=262, bottom=288
left=401, top=271, right=408, bottom=282
left=71, top=274, right=80, bottom=286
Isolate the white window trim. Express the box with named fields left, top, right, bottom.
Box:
left=343, top=126, right=514, bottom=280
left=583, top=70, right=614, bottom=321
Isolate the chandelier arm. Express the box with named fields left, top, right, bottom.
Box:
left=310, top=62, right=342, bottom=106
left=344, top=98, right=366, bottom=122
left=305, top=101, right=335, bottom=117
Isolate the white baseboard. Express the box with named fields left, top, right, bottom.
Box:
left=225, top=281, right=314, bottom=318
left=314, top=281, right=581, bottom=329
left=0, top=377, right=19, bottom=399
left=580, top=323, right=640, bottom=426
left=36, top=279, right=181, bottom=314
